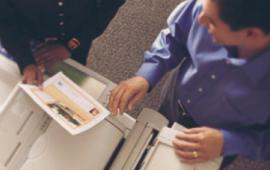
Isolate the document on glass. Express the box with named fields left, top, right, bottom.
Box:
left=141, top=125, right=223, bottom=170
left=20, top=72, right=110, bottom=135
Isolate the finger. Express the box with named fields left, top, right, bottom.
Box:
left=184, top=127, right=206, bottom=134
left=36, top=69, right=44, bottom=85
left=175, top=149, right=199, bottom=160
left=22, top=73, right=28, bottom=84
left=22, top=76, right=29, bottom=84
left=175, top=133, right=201, bottom=143
left=180, top=157, right=206, bottom=164
left=23, top=75, right=35, bottom=84
left=109, top=87, right=120, bottom=114
left=173, top=139, right=200, bottom=151
left=119, top=88, right=133, bottom=113
left=110, top=86, right=126, bottom=115
left=22, top=71, right=36, bottom=84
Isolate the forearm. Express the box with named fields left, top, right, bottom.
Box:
left=136, top=0, right=197, bottom=90
left=136, top=27, right=189, bottom=90
left=0, top=1, right=35, bottom=73
left=221, top=128, right=270, bottom=160
left=0, top=24, right=35, bottom=73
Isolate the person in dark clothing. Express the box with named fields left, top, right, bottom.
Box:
left=0, top=0, right=124, bottom=84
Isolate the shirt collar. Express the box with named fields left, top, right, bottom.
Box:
left=241, top=48, right=270, bottom=84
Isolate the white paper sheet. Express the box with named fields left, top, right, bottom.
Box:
left=20, top=72, right=110, bottom=135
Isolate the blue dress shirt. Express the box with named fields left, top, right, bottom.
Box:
left=136, top=0, right=270, bottom=160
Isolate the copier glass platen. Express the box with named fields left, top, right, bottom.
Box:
left=0, top=57, right=222, bottom=170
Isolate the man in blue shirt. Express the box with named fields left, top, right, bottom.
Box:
left=109, top=0, right=270, bottom=166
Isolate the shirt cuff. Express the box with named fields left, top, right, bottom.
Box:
left=221, top=129, right=259, bottom=158
left=136, top=62, right=165, bottom=91
left=221, top=129, right=240, bottom=156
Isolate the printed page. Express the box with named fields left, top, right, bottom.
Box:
left=20, top=72, right=110, bottom=135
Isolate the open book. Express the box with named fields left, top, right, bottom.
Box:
left=20, top=72, right=110, bottom=135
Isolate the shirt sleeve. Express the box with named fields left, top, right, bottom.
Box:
left=70, top=0, right=100, bottom=59
left=0, top=0, right=35, bottom=73
left=135, top=0, right=198, bottom=90
left=221, top=126, right=270, bottom=160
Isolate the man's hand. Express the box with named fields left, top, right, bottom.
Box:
left=173, top=127, right=224, bottom=163
left=35, top=45, right=70, bottom=66
left=109, top=76, right=149, bottom=115
left=22, top=64, right=44, bottom=85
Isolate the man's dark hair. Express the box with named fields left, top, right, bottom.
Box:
left=214, top=0, right=270, bottom=34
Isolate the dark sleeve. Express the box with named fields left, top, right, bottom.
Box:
left=0, top=0, right=35, bottom=73
left=96, top=0, right=125, bottom=35
left=70, top=0, right=99, bottom=61
left=70, top=0, right=124, bottom=61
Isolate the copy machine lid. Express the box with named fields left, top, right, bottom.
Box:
left=0, top=55, right=21, bottom=107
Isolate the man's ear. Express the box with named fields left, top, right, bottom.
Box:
left=246, top=28, right=265, bottom=39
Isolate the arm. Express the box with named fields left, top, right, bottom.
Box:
left=172, top=125, right=270, bottom=163
left=109, top=0, right=198, bottom=114
left=0, top=0, right=35, bottom=73
left=0, top=0, right=44, bottom=84
left=222, top=126, right=270, bottom=160
left=68, top=1, right=99, bottom=59
left=96, top=0, right=125, bottom=34
left=136, top=0, right=197, bottom=89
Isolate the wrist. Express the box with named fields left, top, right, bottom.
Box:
left=23, top=64, right=37, bottom=72
left=136, top=76, right=150, bottom=92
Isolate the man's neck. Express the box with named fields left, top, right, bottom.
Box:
left=237, top=39, right=270, bottom=59
left=238, top=47, right=259, bottom=59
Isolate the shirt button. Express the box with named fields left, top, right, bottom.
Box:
left=226, top=59, right=231, bottom=64
left=59, top=21, right=64, bottom=26
left=186, top=99, right=191, bottom=104
left=198, top=87, right=203, bottom=93
left=60, top=32, right=66, bottom=36
left=211, top=74, right=216, bottom=80
left=59, top=13, right=64, bottom=17
left=58, top=2, right=63, bottom=6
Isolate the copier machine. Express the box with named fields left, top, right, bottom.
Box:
left=0, top=55, right=222, bottom=170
